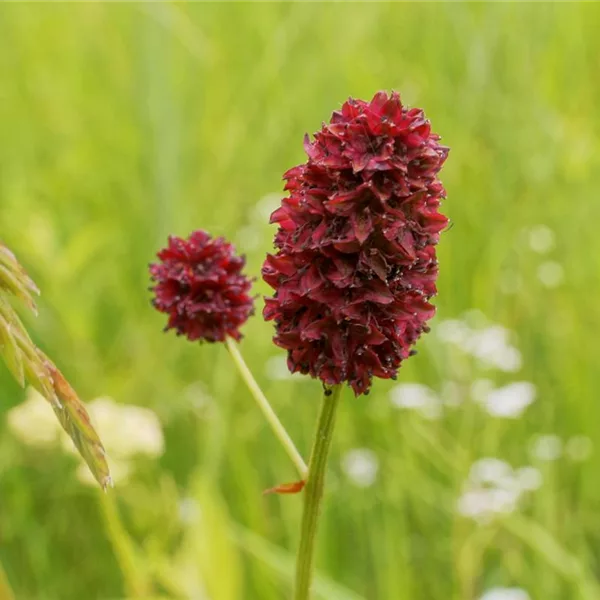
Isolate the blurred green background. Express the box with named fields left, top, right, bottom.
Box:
left=1, top=3, right=600, bottom=599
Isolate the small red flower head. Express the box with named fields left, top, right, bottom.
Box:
left=262, top=91, right=449, bottom=395
left=150, top=230, right=254, bottom=343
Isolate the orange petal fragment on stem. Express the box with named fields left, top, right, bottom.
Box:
left=263, top=479, right=306, bottom=495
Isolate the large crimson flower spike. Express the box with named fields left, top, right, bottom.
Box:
left=262, top=91, right=449, bottom=396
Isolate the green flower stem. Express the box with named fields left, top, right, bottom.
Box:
left=225, top=337, right=308, bottom=480
left=294, top=384, right=343, bottom=600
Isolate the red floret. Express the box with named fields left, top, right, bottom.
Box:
left=262, top=91, right=449, bottom=395
left=150, top=230, right=254, bottom=343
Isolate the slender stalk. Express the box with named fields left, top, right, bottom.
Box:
left=294, top=384, right=342, bottom=600
left=98, top=491, right=151, bottom=598
left=225, top=337, right=308, bottom=480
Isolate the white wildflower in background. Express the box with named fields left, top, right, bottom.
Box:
left=458, top=488, right=519, bottom=521
left=184, top=382, right=214, bottom=414
left=68, top=397, right=164, bottom=486
left=457, top=458, right=542, bottom=523
left=265, top=355, right=298, bottom=381
left=530, top=434, right=562, bottom=462
left=437, top=316, right=522, bottom=372
left=341, top=448, right=379, bottom=488
left=537, top=261, right=564, bottom=288
left=528, top=225, right=555, bottom=254
left=253, top=192, right=282, bottom=223
left=515, top=466, right=543, bottom=491
left=479, top=382, right=536, bottom=418
left=7, top=390, right=164, bottom=486
left=235, top=225, right=261, bottom=251
left=7, top=388, right=62, bottom=447
left=469, top=458, right=514, bottom=485
left=178, top=497, right=202, bottom=525
left=565, top=435, right=593, bottom=462
left=463, top=326, right=522, bottom=372
left=479, top=588, right=531, bottom=600
left=437, top=319, right=471, bottom=345
left=78, top=397, right=164, bottom=459
left=389, top=383, right=442, bottom=420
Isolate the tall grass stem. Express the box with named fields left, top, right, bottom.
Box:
left=98, top=492, right=151, bottom=598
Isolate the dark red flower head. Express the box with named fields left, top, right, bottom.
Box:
left=150, top=230, right=254, bottom=343
left=262, top=91, right=449, bottom=396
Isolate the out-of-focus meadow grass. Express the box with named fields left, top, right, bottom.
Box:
left=1, top=3, right=600, bottom=599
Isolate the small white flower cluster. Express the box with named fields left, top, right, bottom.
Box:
left=437, top=318, right=522, bottom=373
left=479, top=588, right=531, bottom=600
left=389, top=378, right=537, bottom=421
left=457, top=458, right=542, bottom=524
left=341, top=448, right=379, bottom=488
left=426, top=312, right=540, bottom=419
left=264, top=355, right=301, bottom=381
left=471, top=379, right=536, bottom=419
left=527, top=224, right=563, bottom=289
left=7, top=388, right=63, bottom=447
left=389, top=383, right=442, bottom=420
left=529, top=434, right=593, bottom=463
left=502, top=225, right=563, bottom=293
left=528, top=224, right=555, bottom=254
left=7, top=388, right=164, bottom=485
left=537, top=261, right=564, bottom=288
left=178, top=497, right=202, bottom=525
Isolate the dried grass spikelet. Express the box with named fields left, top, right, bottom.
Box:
left=0, top=242, right=111, bottom=489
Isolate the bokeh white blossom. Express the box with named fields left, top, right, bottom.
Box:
left=530, top=434, right=562, bottom=462
left=341, top=448, right=379, bottom=488
left=7, top=388, right=164, bottom=485
left=479, top=588, right=531, bottom=600
left=178, top=497, right=202, bottom=525
left=7, top=387, right=63, bottom=447
left=437, top=317, right=522, bottom=372
left=514, top=466, right=543, bottom=491
left=434, top=313, right=540, bottom=420
left=265, top=355, right=300, bottom=381
left=457, top=458, right=542, bottom=523
left=537, top=261, right=564, bottom=288
left=477, top=382, right=536, bottom=418
left=184, top=382, right=215, bottom=416
left=389, top=383, right=442, bottom=420
left=528, top=224, right=555, bottom=254
left=565, top=435, right=593, bottom=462
left=254, top=192, right=282, bottom=223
